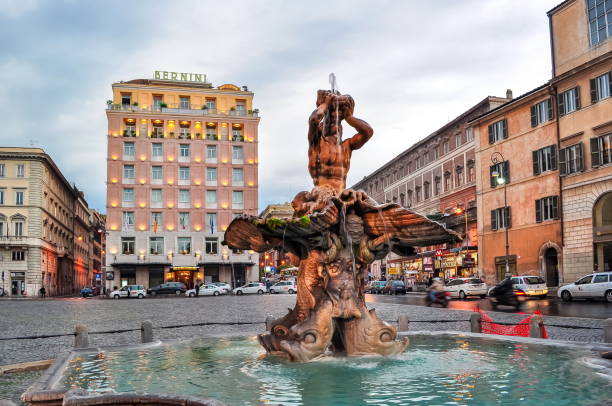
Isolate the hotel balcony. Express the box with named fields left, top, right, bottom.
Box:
left=108, top=104, right=259, bottom=118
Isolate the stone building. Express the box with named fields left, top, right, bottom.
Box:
left=90, top=210, right=106, bottom=289
left=548, top=0, right=612, bottom=281
left=105, top=74, right=260, bottom=289
left=0, top=148, right=98, bottom=296
left=259, top=203, right=294, bottom=274
left=352, top=96, right=509, bottom=281
left=470, top=85, right=562, bottom=285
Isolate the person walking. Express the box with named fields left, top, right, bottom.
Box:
left=39, top=286, right=46, bottom=299
left=194, top=281, right=200, bottom=297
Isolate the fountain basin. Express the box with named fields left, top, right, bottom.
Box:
left=22, top=332, right=612, bottom=406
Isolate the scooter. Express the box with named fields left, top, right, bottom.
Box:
left=425, top=291, right=450, bottom=308
left=489, top=287, right=525, bottom=310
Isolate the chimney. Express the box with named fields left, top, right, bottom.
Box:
left=506, top=89, right=513, bottom=99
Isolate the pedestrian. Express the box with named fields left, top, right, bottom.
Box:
left=265, top=279, right=271, bottom=293
left=39, top=286, right=46, bottom=299
left=195, top=281, right=200, bottom=297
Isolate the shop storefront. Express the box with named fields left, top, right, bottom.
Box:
left=166, top=267, right=203, bottom=289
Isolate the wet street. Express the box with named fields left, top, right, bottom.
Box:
left=365, top=293, right=612, bottom=319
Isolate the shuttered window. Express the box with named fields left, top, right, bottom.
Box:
left=491, top=207, right=511, bottom=231
left=591, top=133, right=612, bottom=167
left=488, top=119, right=508, bottom=144
left=535, top=196, right=559, bottom=223
left=558, top=87, right=581, bottom=116
left=590, top=71, right=612, bottom=103
left=559, top=143, right=584, bottom=176
left=532, top=145, right=557, bottom=175
left=530, top=99, right=554, bottom=127
left=489, top=161, right=510, bottom=188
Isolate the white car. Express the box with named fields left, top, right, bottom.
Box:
left=511, top=276, right=548, bottom=298
left=186, top=284, right=225, bottom=297
left=269, top=281, right=297, bottom=294
left=211, top=282, right=232, bottom=293
left=233, top=282, right=267, bottom=295
left=111, top=285, right=146, bottom=299
left=445, top=278, right=487, bottom=299
left=558, top=272, right=612, bottom=302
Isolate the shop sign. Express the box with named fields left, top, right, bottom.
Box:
left=388, top=266, right=400, bottom=275
left=172, top=266, right=199, bottom=271
left=463, top=254, right=475, bottom=267
left=441, top=256, right=457, bottom=268
left=423, top=256, right=434, bottom=272
left=106, top=271, right=115, bottom=280
left=154, top=71, right=207, bottom=83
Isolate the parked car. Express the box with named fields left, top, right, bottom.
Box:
left=211, top=282, right=232, bottom=293
left=80, top=286, right=98, bottom=297
left=558, top=272, right=612, bottom=302
left=487, top=276, right=549, bottom=299
left=367, top=281, right=387, bottom=294
left=445, top=278, right=488, bottom=299
left=110, top=285, right=146, bottom=299
left=186, top=284, right=225, bottom=297
left=233, top=282, right=267, bottom=295
left=269, top=281, right=297, bottom=294
left=147, top=282, right=187, bottom=296
left=382, top=280, right=407, bottom=295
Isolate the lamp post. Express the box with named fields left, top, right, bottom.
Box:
left=491, top=151, right=510, bottom=280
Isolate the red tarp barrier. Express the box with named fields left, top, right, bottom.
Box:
left=479, top=309, right=547, bottom=338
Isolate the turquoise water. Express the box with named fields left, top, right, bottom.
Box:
left=61, top=336, right=611, bottom=406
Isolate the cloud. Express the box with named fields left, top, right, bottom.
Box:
left=0, top=0, right=561, bottom=213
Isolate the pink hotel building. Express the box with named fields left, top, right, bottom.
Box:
left=105, top=73, right=260, bottom=289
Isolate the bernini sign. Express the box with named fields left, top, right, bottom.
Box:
left=154, top=71, right=207, bottom=83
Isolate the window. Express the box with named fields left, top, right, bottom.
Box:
left=399, top=193, right=405, bottom=206
left=232, top=128, right=243, bottom=141
left=152, top=166, right=163, bottom=180
left=206, top=98, right=216, bottom=110
left=179, top=144, right=190, bottom=158
left=178, top=237, right=191, bottom=254
left=121, top=237, right=135, bottom=255
left=123, top=142, right=135, bottom=156
left=123, top=211, right=134, bottom=228
left=593, top=274, right=609, bottom=283
left=16, top=164, right=24, bottom=177
left=151, top=189, right=162, bottom=203
left=423, top=182, right=430, bottom=199
left=232, top=146, right=244, bottom=160
left=491, top=207, right=511, bottom=230
left=591, top=71, right=612, bottom=102
left=152, top=143, right=163, bottom=157
left=205, top=237, right=218, bottom=254
left=455, top=167, right=463, bottom=187
left=151, top=126, right=164, bottom=138
left=0, top=164, right=5, bottom=177
left=559, top=143, right=584, bottom=175
left=153, top=96, right=162, bottom=109
left=12, top=250, right=25, bottom=261
left=232, top=168, right=244, bottom=183
left=150, top=237, right=164, bottom=255
left=488, top=119, right=508, bottom=144
left=236, top=100, right=246, bottom=114
left=206, top=213, right=217, bottom=233
left=206, top=145, right=217, bottom=160
left=407, top=190, right=413, bottom=207
left=0, top=220, right=4, bottom=236
left=206, top=167, right=217, bottom=181
left=535, top=196, right=559, bottom=222
left=591, top=133, right=612, bottom=167
left=178, top=212, right=190, bottom=230
left=434, top=177, right=441, bottom=195
left=0, top=189, right=4, bottom=205
left=13, top=221, right=24, bottom=236
left=445, top=173, right=452, bottom=191
left=178, top=189, right=190, bottom=204
left=415, top=187, right=421, bottom=202
left=123, top=188, right=134, bottom=202
left=206, top=190, right=217, bottom=205
left=587, top=0, right=611, bottom=45
left=233, top=191, right=244, bottom=204
left=206, top=126, right=217, bottom=140
left=124, top=125, right=136, bottom=137
left=15, top=190, right=24, bottom=205
left=151, top=212, right=162, bottom=230
left=455, top=134, right=462, bottom=147
left=466, top=127, right=474, bottom=142
left=468, top=165, right=475, bottom=183
left=533, top=145, right=557, bottom=175
left=121, top=94, right=131, bottom=106
left=576, top=275, right=593, bottom=285
left=180, top=96, right=190, bottom=109
left=123, top=165, right=135, bottom=179
left=443, top=141, right=449, bottom=154
left=530, top=99, right=553, bottom=127
left=558, top=87, right=581, bottom=116
left=489, top=161, right=510, bottom=188
left=179, top=127, right=190, bottom=139
left=179, top=167, right=190, bottom=180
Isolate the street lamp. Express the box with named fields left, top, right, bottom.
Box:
left=491, top=151, right=510, bottom=280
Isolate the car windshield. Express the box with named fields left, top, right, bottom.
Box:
left=468, top=278, right=483, bottom=284
left=524, top=277, right=545, bottom=284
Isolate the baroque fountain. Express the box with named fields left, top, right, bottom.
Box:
left=20, top=79, right=612, bottom=406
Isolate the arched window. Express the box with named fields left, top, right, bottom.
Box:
left=594, top=192, right=612, bottom=272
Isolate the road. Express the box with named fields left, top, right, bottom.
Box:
left=365, top=293, right=612, bottom=319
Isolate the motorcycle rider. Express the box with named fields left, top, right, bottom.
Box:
left=428, top=277, right=445, bottom=302
left=495, top=275, right=514, bottom=299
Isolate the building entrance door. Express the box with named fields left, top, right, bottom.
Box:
left=544, top=248, right=559, bottom=287
left=10, top=272, right=25, bottom=296
left=175, top=271, right=194, bottom=288
left=594, top=192, right=612, bottom=273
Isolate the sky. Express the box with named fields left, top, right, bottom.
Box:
left=0, top=0, right=562, bottom=213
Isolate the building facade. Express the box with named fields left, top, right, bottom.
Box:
left=260, top=203, right=294, bottom=275
left=471, top=86, right=563, bottom=286
left=0, top=148, right=98, bottom=296
left=549, top=0, right=612, bottom=281
left=352, top=96, right=509, bottom=282
left=105, top=76, right=260, bottom=290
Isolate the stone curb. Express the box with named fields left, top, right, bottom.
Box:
left=0, top=360, right=54, bottom=374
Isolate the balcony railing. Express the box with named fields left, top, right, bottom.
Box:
left=108, top=103, right=259, bottom=117
left=0, top=235, right=26, bottom=242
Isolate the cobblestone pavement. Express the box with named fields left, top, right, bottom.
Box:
left=0, top=294, right=607, bottom=368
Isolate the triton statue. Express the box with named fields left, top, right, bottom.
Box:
left=223, top=81, right=460, bottom=362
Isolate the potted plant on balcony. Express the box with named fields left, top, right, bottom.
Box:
left=201, top=105, right=208, bottom=110
left=160, top=102, right=168, bottom=109
left=195, top=133, right=202, bottom=139
left=169, top=132, right=175, bottom=138
left=132, top=102, right=138, bottom=107
left=106, top=100, right=112, bottom=108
